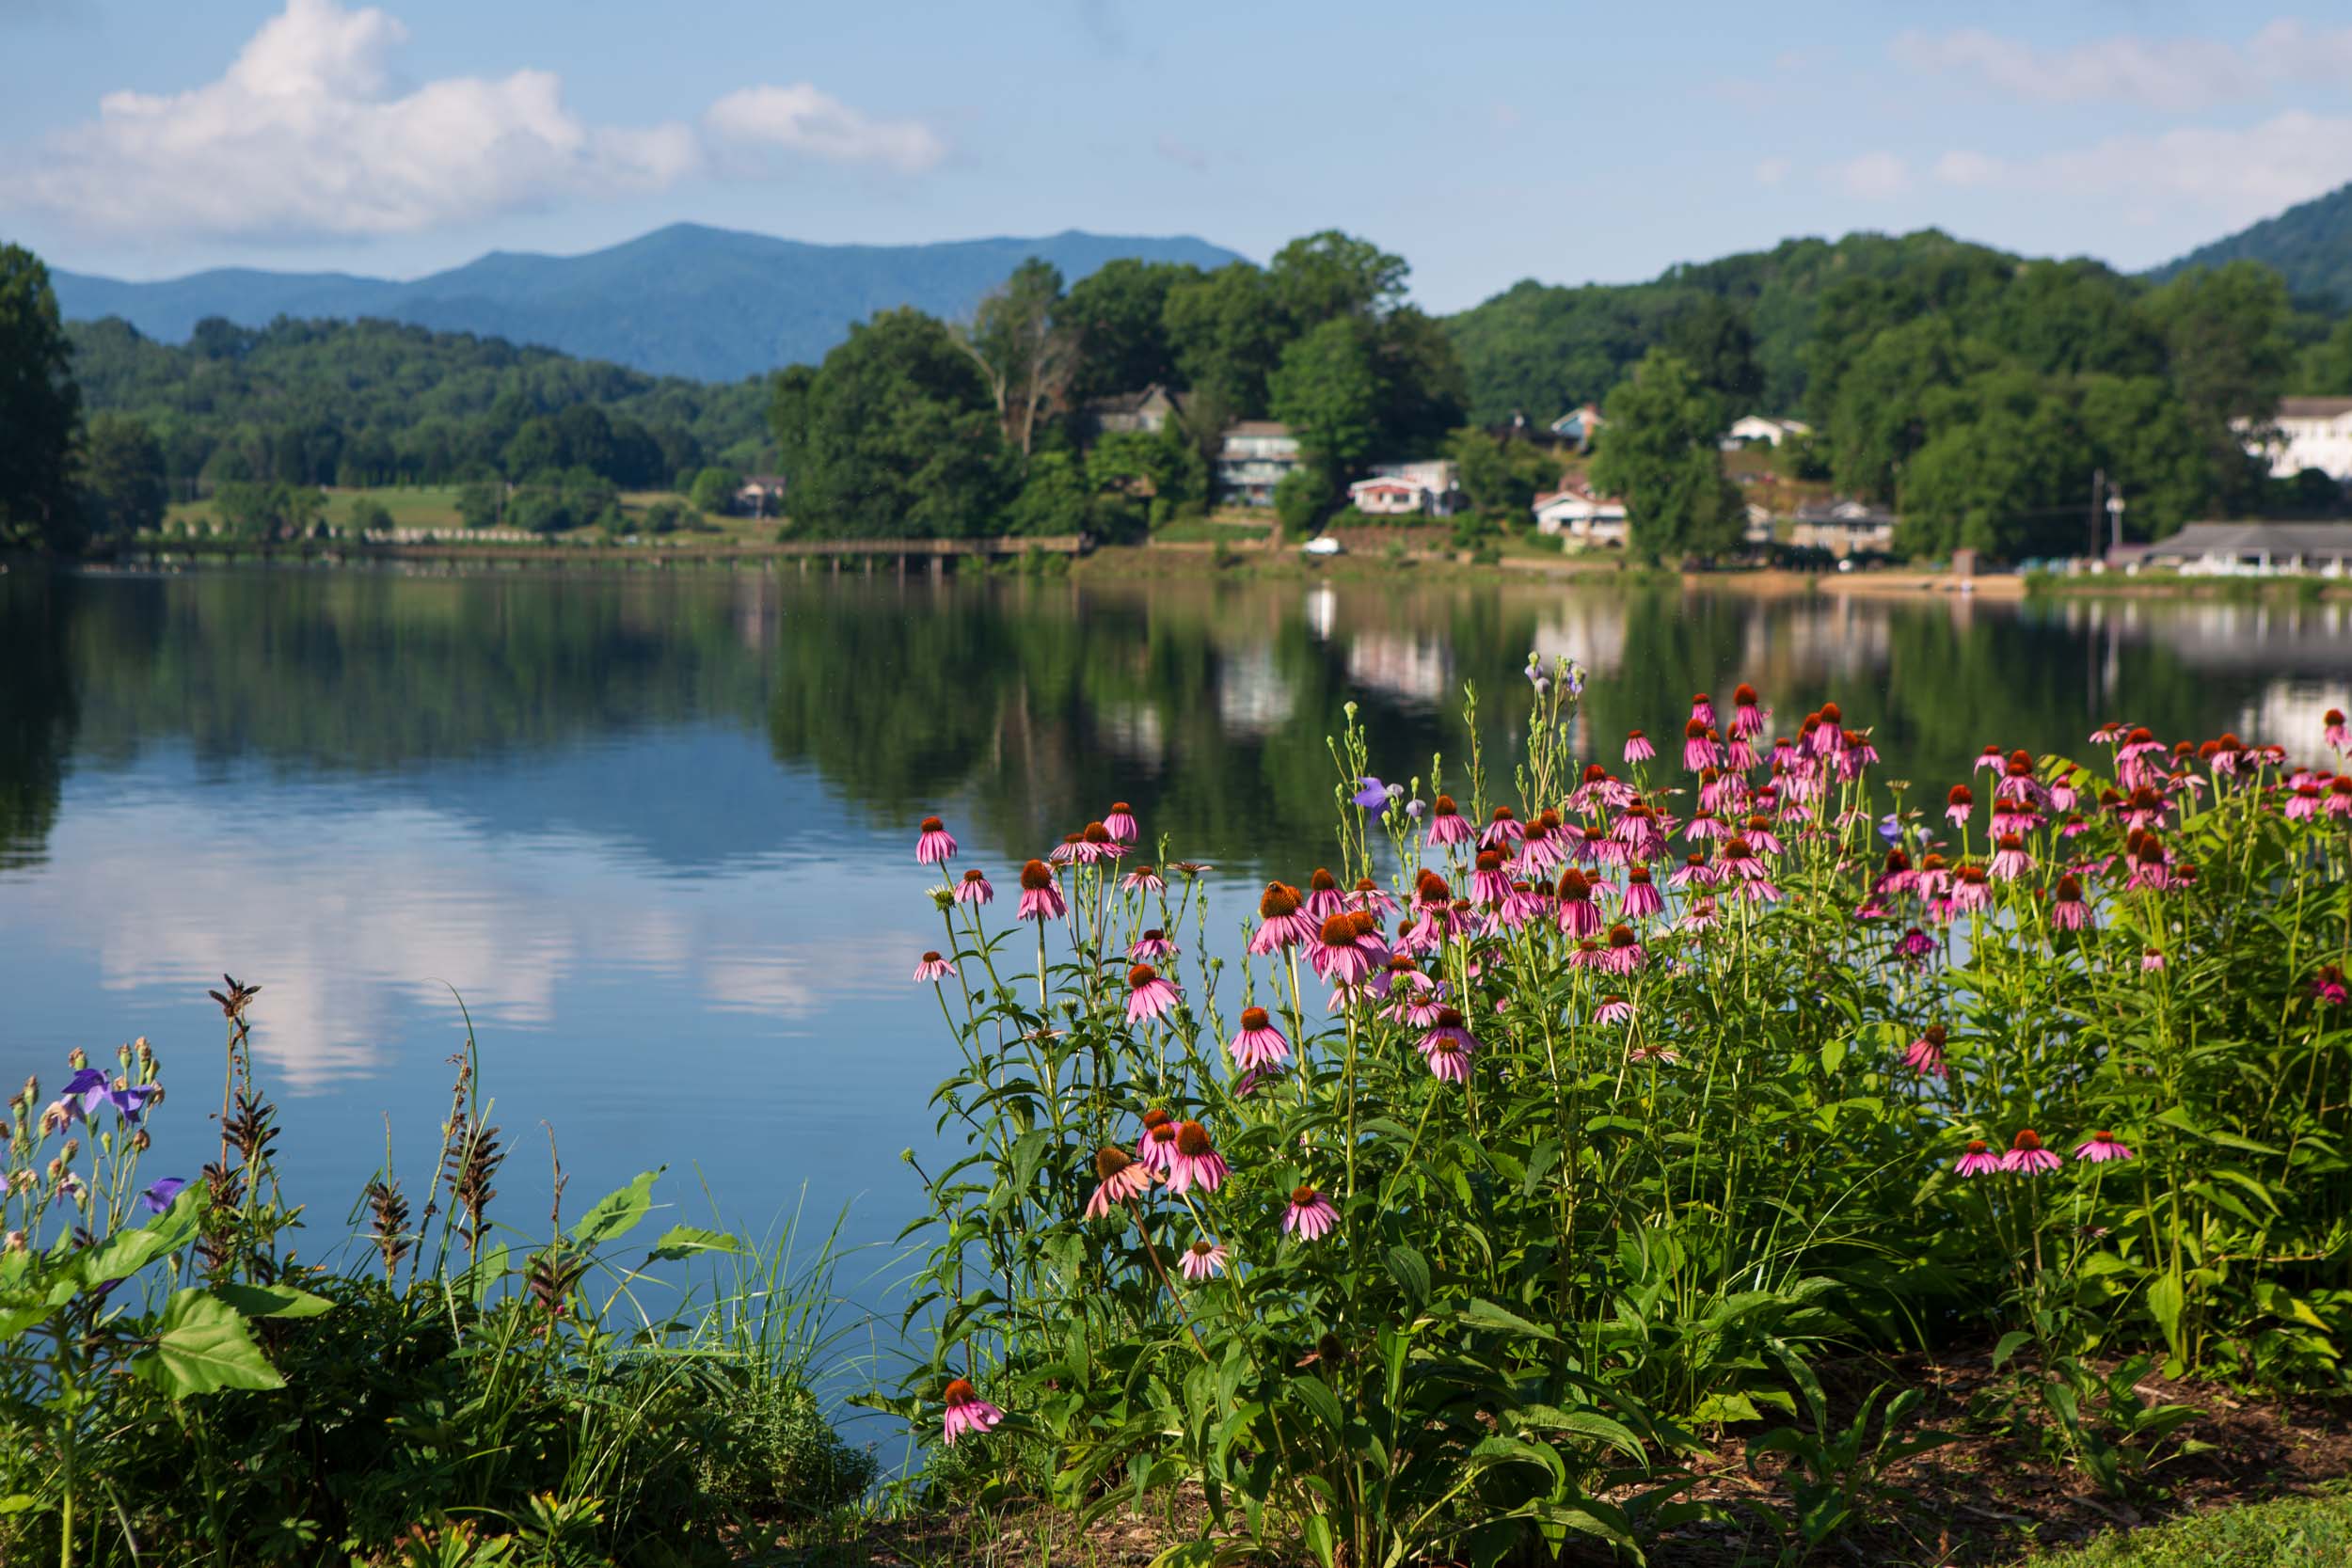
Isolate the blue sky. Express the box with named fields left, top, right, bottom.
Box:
left=6, top=0, right=2352, bottom=310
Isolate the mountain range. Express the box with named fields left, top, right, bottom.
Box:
left=51, top=225, right=1245, bottom=383
left=2150, top=182, right=2352, bottom=306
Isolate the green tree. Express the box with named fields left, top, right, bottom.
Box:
left=768, top=308, right=1015, bottom=538
left=2074, top=375, right=2212, bottom=541
left=956, top=260, right=1075, bottom=458
left=1372, top=307, right=1470, bottom=454
left=1269, top=319, right=1380, bottom=492
left=1662, top=293, right=1761, bottom=407
left=1266, top=230, right=1408, bottom=326
left=1445, top=427, right=1554, bottom=520
left=1827, top=317, right=1990, bottom=503
left=1089, top=426, right=1207, bottom=531
left=75, top=413, right=167, bottom=538
left=1590, top=350, right=1742, bottom=562
left=347, top=497, right=395, bottom=535
left=1059, top=259, right=1196, bottom=402
left=2144, top=261, right=2293, bottom=509
left=1164, top=264, right=1287, bottom=417
left=1272, top=467, right=1325, bottom=544
left=456, top=482, right=503, bottom=531
left=688, top=466, right=744, bottom=515
left=1897, top=370, right=2089, bottom=559
left=1005, top=448, right=1090, bottom=536
left=0, top=244, right=83, bottom=550
left=212, top=481, right=278, bottom=537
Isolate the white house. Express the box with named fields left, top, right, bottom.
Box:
left=1724, top=415, right=1812, bottom=448
left=2141, top=521, right=2352, bottom=577
left=1215, top=422, right=1302, bottom=506
left=2244, top=398, right=2352, bottom=480
left=1788, top=498, right=1896, bottom=558
left=1347, top=459, right=1465, bottom=517
left=1348, top=477, right=1432, bottom=515
left=1531, top=483, right=1628, bottom=547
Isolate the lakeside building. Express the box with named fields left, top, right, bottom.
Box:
left=1788, top=499, right=1897, bottom=558
left=1215, top=422, right=1302, bottom=506
left=1531, top=483, right=1628, bottom=547
left=1549, top=404, right=1606, bottom=451
left=1724, top=415, right=1812, bottom=448
left=1347, top=459, right=1466, bottom=517
left=2137, top=521, right=2352, bottom=576
left=2243, top=398, right=2352, bottom=481
left=1485, top=410, right=1577, bottom=451
left=734, top=474, right=787, bottom=517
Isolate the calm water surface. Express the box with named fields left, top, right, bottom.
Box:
left=3, top=565, right=2348, bottom=1302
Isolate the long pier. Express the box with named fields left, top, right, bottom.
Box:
left=83, top=534, right=1094, bottom=570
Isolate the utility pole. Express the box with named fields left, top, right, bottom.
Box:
left=2088, top=467, right=2105, bottom=561
left=2106, top=487, right=2125, bottom=556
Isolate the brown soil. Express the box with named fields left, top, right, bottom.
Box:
left=747, top=1348, right=2352, bottom=1566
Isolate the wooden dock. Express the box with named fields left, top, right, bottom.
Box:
left=86, top=534, right=1094, bottom=570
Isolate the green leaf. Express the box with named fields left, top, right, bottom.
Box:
left=570, top=1168, right=662, bottom=1246
left=1992, top=1330, right=2033, bottom=1371
left=2147, top=1272, right=2185, bottom=1359
left=1820, top=1037, right=1847, bottom=1076
left=211, top=1282, right=334, bottom=1320
left=1290, top=1374, right=1346, bottom=1438
left=133, top=1289, right=284, bottom=1397
left=1384, top=1244, right=1432, bottom=1308
left=1458, top=1297, right=1556, bottom=1341
left=645, top=1224, right=739, bottom=1261
left=1691, top=1391, right=1761, bottom=1425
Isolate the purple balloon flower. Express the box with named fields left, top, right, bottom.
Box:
left=64, top=1067, right=159, bottom=1124
left=1351, top=777, right=1391, bottom=810
left=138, top=1178, right=188, bottom=1216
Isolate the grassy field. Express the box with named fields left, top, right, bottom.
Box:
left=157, top=485, right=782, bottom=541
left=2013, top=1491, right=2352, bottom=1566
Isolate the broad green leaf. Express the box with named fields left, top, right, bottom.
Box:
left=1992, top=1330, right=2033, bottom=1371
left=645, top=1225, right=739, bottom=1260
left=570, top=1168, right=662, bottom=1246
left=211, top=1282, right=334, bottom=1320
left=2147, top=1272, right=2185, bottom=1358
left=1820, top=1037, right=1847, bottom=1076
left=1691, top=1391, right=1761, bottom=1425
left=134, top=1289, right=284, bottom=1396
left=1384, top=1244, right=1431, bottom=1308
left=1290, top=1374, right=1345, bottom=1437
left=1458, top=1297, right=1556, bottom=1341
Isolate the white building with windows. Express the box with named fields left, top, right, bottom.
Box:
left=1214, top=422, right=1302, bottom=506
left=1531, top=483, right=1628, bottom=547
left=2245, top=398, right=2352, bottom=480
left=1724, top=415, right=1812, bottom=448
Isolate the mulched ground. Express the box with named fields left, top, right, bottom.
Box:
left=754, top=1348, right=2352, bottom=1566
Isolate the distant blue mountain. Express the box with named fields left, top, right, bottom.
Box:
left=51, top=224, right=1247, bottom=382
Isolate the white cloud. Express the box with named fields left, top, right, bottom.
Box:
left=1893, top=21, right=2352, bottom=110
left=1, top=0, right=946, bottom=241
left=1753, top=156, right=1791, bottom=187
left=1835, top=151, right=1909, bottom=199
left=1931, top=110, right=2352, bottom=234
left=1933, top=150, right=2000, bottom=188
left=704, top=84, right=946, bottom=175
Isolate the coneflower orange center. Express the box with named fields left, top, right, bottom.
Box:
left=1174, top=1121, right=1214, bottom=1157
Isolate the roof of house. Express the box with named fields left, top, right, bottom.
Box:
left=2144, top=521, right=2352, bottom=557
left=1223, top=420, right=1294, bottom=437
left=1350, top=476, right=1425, bottom=492
left=1533, top=483, right=1626, bottom=510
left=2276, top=397, right=2352, bottom=420
left=1085, top=384, right=1176, bottom=416
left=739, top=474, right=787, bottom=489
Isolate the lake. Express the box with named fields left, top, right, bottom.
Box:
left=3, top=563, right=2347, bottom=1301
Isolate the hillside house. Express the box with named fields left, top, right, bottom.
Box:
left=1080, top=384, right=1183, bottom=439
left=2243, top=397, right=2352, bottom=481
left=2141, top=521, right=2352, bottom=576
left=1549, top=405, right=1606, bottom=451
left=1485, top=410, right=1576, bottom=451
left=1788, top=498, right=1895, bottom=558
left=1724, top=415, right=1812, bottom=448
left=1348, top=459, right=1465, bottom=517
left=1216, top=422, right=1302, bottom=506
left=735, top=475, right=787, bottom=517
left=1532, top=483, right=1628, bottom=547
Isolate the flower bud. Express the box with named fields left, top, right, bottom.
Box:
left=131, top=1130, right=151, bottom=1152
left=135, top=1037, right=151, bottom=1063
left=2, top=1231, right=22, bottom=1254
left=929, top=885, right=956, bottom=911
left=66, top=1047, right=87, bottom=1070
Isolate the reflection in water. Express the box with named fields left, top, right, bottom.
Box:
left=1, top=565, right=2346, bottom=1257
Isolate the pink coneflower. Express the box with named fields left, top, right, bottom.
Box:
left=913, top=950, right=957, bottom=983
left=1668, top=853, right=1715, bottom=891
left=1311, top=911, right=1388, bottom=987
left=1988, top=833, right=2034, bottom=882
left=1620, top=864, right=1663, bottom=919
left=1048, top=833, right=1082, bottom=864
left=1229, top=1006, right=1293, bottom=1071
left=955, top=867, right=994, bottom=905
left=1625, top=730, right=1657, bottom=765
left=1168, top=1122, right=1229, bottom=1194
left=1614, top=802, right=1669, bottom=861
left=1136, top=1108, right=1179, bottom=1173
left=1084, top=1145, right=1156, bottom=1219
left=1690, top=691, right=1717, bottom=730
left=1249, top=883, right=1318, bottom=954
left=2329, top=777, right=2352, bottom=820
left=1944, top=784, right=1973, bottom=829
left=1480, top=806, right=1525, bottom=849
left=2090, top=721, right=2125, bottom=746
left=2074, top=1131, right=2135, bottom=1164
left=1913, top=854, right=1951, bottom=902
left=2050, top=874, right=2092, bottom=930
left=2125, top=835, right=2171, bottom=893
left=1898, top=927, right=1934, bottom=962
left=1731, top=683, right=1765, bottom=738
left=1554, top=868, right=1601, bottom=937
left=1349, top=877, right=1400, bottom=916
left=1425, top=794, right=1472, bottom=847
left=1075, top=821, right=1122, bottom=864
left=1813, top=702, right=1847, bottom=755
left=1991, top=805, right=2044, bottom=837
left=1017, top=860, right=1066, bottom=922
left=1954, top=1140, right=2002, bottom=1178
left=1125, top=928, right=1176, bottom=963
left=1629, top=1040, right=1680, bottom=1065
left=2287, top=783, right=2325, bottom=821
left=941, top=1379, right=1004, bottom=1446
left=1728, top=738, right=1758, bottom=772
left=1948, top=864, right=1993, bottom=913
left=1683, top=718, right=1721, bottom=772
left=1974, top=744, right=2005, bottom=774
left=1304, top=867, right=1347, bottom=921
left=2002, top=1129, right=2063, bottom=1176
left=1602, top=923, right=1646, bottom=975
left=1684, top=809, right=1724, bottom=843
left=2327, top=707, right=2347, bottom=751
left=1840, top=729, right=1881, bottom=773
left=2142, top=948, right=2166, bottom=973
left=1679, top=896, right=1721, bottom=933
left=1180, top=1238, right=1230, bottom=1280
left=2049, top=771, right=2079, bottom=813
left=1422, top=1034, right=1473, bottom=1083
left=1877, top=847, right=1915, bottom=896
left=1596, top=994, right=1635, bottom=1025
left=2314, top=965, right=2349, bottom=1006
left=1715, top=837, right=1778, bottom=901
left=1120, top=863, right=1166, bottom=895
left=1902, top=1024, right=1949, bottom=1079
left=1104, top=801, right=1138, bottom=845
left=1738, top=812, right=1784, bottom=856
left=1126, top=964, right=1181, bottom=1024
left=915, top=816, right=958, bottom=865
left=1470, top=849, right=1512, bottom=908
left=1771, top=736, right=1798, bottom=770
left=2120, top=785, right=2169, bottom=833
left=1283, top=1185, right=1340, bottom=1241
left=1513, top=819, right=1560, bottom=876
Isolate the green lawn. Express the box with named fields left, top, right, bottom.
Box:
left=156, top=486, right=764, bottom=540
left=2012, top=1492, right=2352, bottom=1566
left=1153, top=519, right=1270, bottom=544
